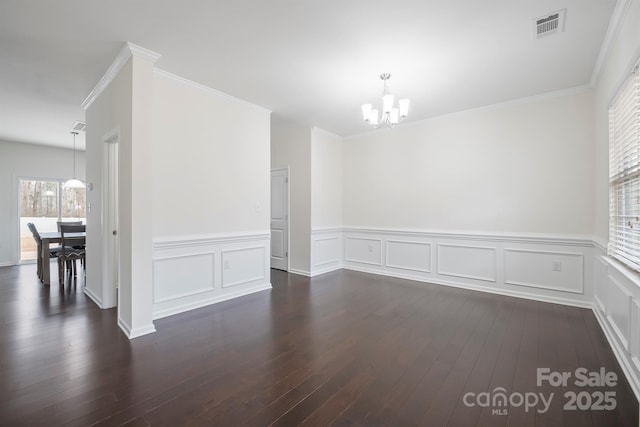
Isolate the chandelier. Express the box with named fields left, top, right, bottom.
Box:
left=361, top=73, right=410, bottom=129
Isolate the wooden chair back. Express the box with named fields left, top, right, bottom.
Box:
left=27, top=222, right=41, bottom=243
left=57, top=220, right=83, bottom=232
left=59, top=224, right=86, bottom=259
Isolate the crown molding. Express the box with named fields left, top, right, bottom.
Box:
left=311, top=126, right=343, bottom=140
left=590, top=0, right=633, bottom=88
left=153, top=68, right=271, bottom=114
left=82, top=42, right=162, bottom=110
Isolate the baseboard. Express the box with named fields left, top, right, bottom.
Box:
left=288, top=268, right=311, bottom=277
left=153, top=282, right=272, bottom=320
left=83, top=286, right=104, bottom=308
left=117, top=317, right=157, bottom=339
left=310, top=264, right=343, bottom=277
left=0, top=261, right=14, bottom=267
left=342, top=265, right=592, bottom=309
left=593, top=307, right=640, bottom=402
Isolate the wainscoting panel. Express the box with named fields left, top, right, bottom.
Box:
left=153, top=252, right=215, bottom=303
left=314, top=238, right=340, bottom=267
left=593, top=250, right=640, bottom=400
left=386, top=240, right=431, bottom=273
left=504, top=249, right=583, bottom=294
left=345, top=237, right=382, bottom=266
left=341, top=227, right=592, bottom=307
left=606, top=274, right=632, bottom=351
left=632, top=299, right=640, bottom=372
left=594, top=255, right=608, bottom=313
left=310, top=228, right=343, bottom=276
left=221, top=246, right=266, bottom=288
left=437, top=244, right=497, bottom=282
left=152, top=232, right=271, bottom=319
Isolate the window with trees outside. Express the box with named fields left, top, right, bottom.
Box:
left=609, top=61, right=640, bottom=271
left=19, top=179, right=86, bottom=261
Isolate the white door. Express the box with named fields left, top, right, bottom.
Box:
left=271, top=168, right=289, bottom=271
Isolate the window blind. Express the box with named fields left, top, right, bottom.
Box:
left=609, top=62, right=640, bottom=271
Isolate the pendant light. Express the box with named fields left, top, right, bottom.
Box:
left=63, top=131, right=84, bottom=189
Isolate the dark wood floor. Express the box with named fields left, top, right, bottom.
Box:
left=0, top=264, right=637, bottom=426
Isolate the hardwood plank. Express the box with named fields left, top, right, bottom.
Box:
left=0, top=265, right=636, bottom=426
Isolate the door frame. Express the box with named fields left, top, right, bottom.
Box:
left=270, top=167, right=290, bottom=271
left=102, top=127, right=120, bottom=308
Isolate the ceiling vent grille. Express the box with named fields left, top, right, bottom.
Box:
left=72, top=121, right=86, bottom=132
left=535, top=9, right=565, bottom=38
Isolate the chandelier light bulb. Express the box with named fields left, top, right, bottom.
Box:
left=361, top=73, right=409, bottom=129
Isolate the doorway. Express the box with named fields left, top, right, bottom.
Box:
left=270, top=168, right=289, bottom=271
left=18, top=178, right=86, bottom=262
left=102, top=130, right=120, bottom=308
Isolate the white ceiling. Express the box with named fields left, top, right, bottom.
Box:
left=0, top=0, right=618, bottom=149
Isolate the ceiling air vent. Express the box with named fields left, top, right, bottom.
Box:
left=72, top=121, right=86, bottom=132
left=535, top=9, right=565, bottom=38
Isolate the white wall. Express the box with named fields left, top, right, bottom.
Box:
left=0, top=140, right=85, bottom=266
left=343, top=90, right=595, bottom=236
left=150, top=70, right=272, bottom=319
left=85, top=57, right=133, bottom=313
left=271, top=117, right=312, bottom=274
left=85, top=52, right=157, bottom=339
left=311, top=127, right=343, bottom=228
left=152, top=72, right=270, bottom=237
left=310, top=127, right=343, bottom=275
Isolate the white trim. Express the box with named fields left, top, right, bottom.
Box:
left=593, top=307, right=640, bottom=401
left=341, top=226, right=594, bottom=247
left=154, top=230, right=270, bottom=249
left=342, top=264, right=592, bottom=309
left=503, top=248, right=584, bottom=294
left=153, top=282, right=272, bottom=320
left=344, top=237, right=383, bottom=266
left=313, top=236, right=341, bottom=267
left=0, top=262, right=13, bottom=267
left=118, top=316, right=155, bottom=339
left=288, top=268, right=311, bottom=277
left=312, top=226, right=344, bottom=234
left=221, top=246, right=266, bottom=288
left=83, top=286, right=104, bottom=308
left=601, top=255, right=640, bottom=290
left=82, top=42, right=161, bottom=110
left=311, top=126, right=343, bottom=140
left=310, top=265, right=342, bottom=277
left=152, top=252, right=216, bottom=303
left=152, top=231, right=270, bottom=319
left=385, top=240, right=432, bottom=273
left=607, top=275, right=632, bottom=351
left=590, top=0, right=634, bottom=87
left=436, top=243, right=497, bottom=283
left=153, top=68, right=271, bottom=114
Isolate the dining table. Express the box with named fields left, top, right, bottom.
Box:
left=39, top=231, right=86, bottom=286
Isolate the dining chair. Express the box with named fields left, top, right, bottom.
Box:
left=57, top=220, right=82, bottom=232
left=58, top=224, right=86, bottom=286
left=58, top=220, right=85, bottom=268
left=27, top=222, right=67, bottom=282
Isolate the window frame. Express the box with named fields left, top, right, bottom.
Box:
left=608, top=60, right=640, bottom=272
